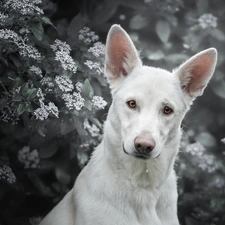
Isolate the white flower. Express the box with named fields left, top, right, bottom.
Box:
left=198, top=154, right=216, bottom=173
left=19, top=28, right=30, bottom=35
left=18, top=43, right=42, bottom=60
left=34, top=96, right=59, bottom=120
left=75, top=82, right=83, bottom=92
left=84, top=60, right=103, bottom=75
left=46, top=102, right=59, bottom=118
left=92, top=96, right=107, bottom=109
left=79, top=27, right=99, bottom=43
left=0, top=165, right=16, bottom=183
left=62, top=92, right=85, bottom=111
left=30, top=66, right=42, bottom=77
left=185, top=142, right=206, bottom=157
left=36, top=88, right=45, bottom=101
left=51, top=39, right=77, bottom=73
left=4, top=0, right=44, bottom=15
left=88, top=42, right=105, bottom=57
left=34, top=105, right=49, bottom=120
left=51, top=39, right=71, bottom=54
left=198, top=13, right=218, bottom=29
left=18, top=146, right=40, bottom=169
left=55, top=75, right=74, bottom=92
left=54, top=51, right=77, bottom=73
left=84, top=119, right=100, bottom=137
left=40, top=77, right=55, bottom=92
left=0, top=13, right=9, bottom=25
left=221, top=138, right=225, bottom=144
left=0, top=29, right=42, bottom=61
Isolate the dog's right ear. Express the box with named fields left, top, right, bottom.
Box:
left=105, top=24, right=142, bottom=89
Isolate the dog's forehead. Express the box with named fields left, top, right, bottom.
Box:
left=122, top=66, right=180, bottom=96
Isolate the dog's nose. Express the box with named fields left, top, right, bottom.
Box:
left=134, top=136, right=156, bottom=154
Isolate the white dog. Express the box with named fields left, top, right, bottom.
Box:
left=40, top=24, right=217, bottom=225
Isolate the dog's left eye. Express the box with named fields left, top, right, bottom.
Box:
left=127, top=100, right=136, bottom=109
left=163, top=106, right=173, bottom=115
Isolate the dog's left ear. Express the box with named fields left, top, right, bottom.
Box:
left=174, top=48, right=217, bottom=101
left=105, top=24, right=142, bottom=89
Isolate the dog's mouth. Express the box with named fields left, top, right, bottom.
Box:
left=123, top=145, right=160, bottom=160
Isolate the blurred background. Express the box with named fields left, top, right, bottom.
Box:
left=0, top=0, right=225, bottom=224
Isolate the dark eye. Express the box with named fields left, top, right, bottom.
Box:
left=127, top=100, right=136, bottom=109
left=163, top=106, right=173, bottom=115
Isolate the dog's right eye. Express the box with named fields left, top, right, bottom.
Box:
left=127, top=100, right=136, bottom=109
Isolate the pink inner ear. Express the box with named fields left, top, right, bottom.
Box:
left=106, top=32, right=132, bottom=76
left=184, top=54, right=214, bottom=94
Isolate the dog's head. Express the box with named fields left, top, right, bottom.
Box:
left=104, top=24, right=217, bottom=160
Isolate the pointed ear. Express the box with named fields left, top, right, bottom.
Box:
left=104, top=24, right=142, bottom=85
left=174, top=48, right=217, bottom=101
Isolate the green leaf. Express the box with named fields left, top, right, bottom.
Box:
left=85, top=100, right=92, bottom=111
left=89, top=117, right=102, bottom=129
left=26, top=88, right=38, bottom=99
left=0, top=98, right=8, bottom=110
left=156, top=20, right=171, bottom=43
left=81, top=79, right=94, bottom=99
left=130, top=15, right=148, bottom=30
left=17, top=103, right=27, bottom=116
left=70, top=110, right=79, bottom=116
left=55, top=167, right=70, bottom=185
left=92, top=1, right=119, bottom=24
left=31, top=23, right=44, bottom=41
left=38, top=127, right=47, bottom=137
left=72, top=116, right=87, bottom=141
left=67, top=13, right=85, bottom=45
left=41, top=17, right=56, bottom=29
left=210, top=28, right=225, bottom=41
left=9, top=55, right=22, bottom=68
left=20, top=83, right=29, bottom=94
left=39, top=141, right=59, bottom=159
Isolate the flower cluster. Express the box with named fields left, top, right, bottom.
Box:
left=34, top=100, right=59, bottom=120
left=34, top=88, right=59, bottom=120
left=198, top=13, right=218, bottom=29
left=4, top=0, right=44, bottom=15
left=185, top=142, right=217, bottom=173
left=30, top=65, right=43, bottom=77
left=40, top=77, right=55, bottom=92
left=83, top=119, right=101, bottom=137
left=92, top=96, right=107, bottom=109
left=84, top=60, right=103, bottom=75
left=0, top=29, right=42, bottom=60
left=19, top=28, right=30, bottom=35
left=18, top=146, right=40, bottom=169
left=0, top=165, right=16, bottom=183
left=51, top=39, right=77, bottom=73
left=88, top=42, right=105, bottom=57
left=62, top=92, right=85, bottom=111
left=0, top=101, right=20, bottom=124
left=55, top=75, right=74, bottom=92
left=0, top=12, right=9, bottom=25
left=198, top=154, right=216, bottom=173
left=51, top=39, right=71, bottom=53
left=75, top=82, right=83, bottom=92
left=185, top=142, right=206, bottom=157
left=79, top=26, right=99, bottom=43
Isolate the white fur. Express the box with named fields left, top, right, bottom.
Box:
left=40, top=25, right=217, bottom=225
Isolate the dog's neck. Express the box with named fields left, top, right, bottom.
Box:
left=102, top=107, right=180, bottom=189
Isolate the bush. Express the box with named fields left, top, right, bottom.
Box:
left=0, top=0, right=225, bottom=224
